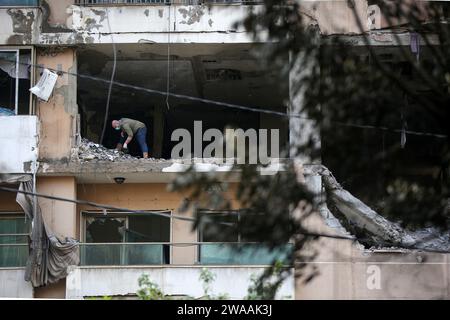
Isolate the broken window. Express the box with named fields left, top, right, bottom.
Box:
left=0, top=213, right=30, bottom=267
left=81, top=211, right=170, bottom=265
left=0, top=49, right=32, bottom=115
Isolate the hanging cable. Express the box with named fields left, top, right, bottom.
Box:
left=0, top=185, right=360, bottom=242
left=7, top=58, right=448, bottom=139
left=99, top=7, right=117, bottom=145
left=165, top=3, right=171, bottom=110
left=2, top=186, right=450, bottom=253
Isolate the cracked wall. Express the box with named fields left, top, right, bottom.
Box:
left=37, top=48, right=78, bottom=161
left=1, top=8, right=39, bottom=45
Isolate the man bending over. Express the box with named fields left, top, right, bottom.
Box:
left=111, top=118, right=149, bottom=158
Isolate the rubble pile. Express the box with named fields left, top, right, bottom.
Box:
left=77, top=138, right=138, bottom=162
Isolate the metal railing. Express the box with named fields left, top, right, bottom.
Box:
left=79, top=243, right=166, bottom=266
left=0, top=241, right=292, bottom=267
left=0, top=0, right=39, bottom=6
left=74, top=0, right=262, bottom=5
left=0, top=243, right=29, bottom=268
left=199, top=242, right=293, bottom=265
left=78, top=242, right=293, bottom=266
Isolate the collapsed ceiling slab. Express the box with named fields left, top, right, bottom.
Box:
left=310, top=165, right=450, bottom=252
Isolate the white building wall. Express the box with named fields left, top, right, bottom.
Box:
left=66, top=266, right=295, bottom=299
left=0, top=8, right=40, bottom=45
left=0, top=269, right=34, bottom=298
left=0, top=116, right=38, bottom=174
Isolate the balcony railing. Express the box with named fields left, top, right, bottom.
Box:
left=1, top=241, right=293, bottom=267
left=0, top=243, right=29, bottom=268
left=74, top=0, right=262, bottom=5
left=79, top=242, right=293, bottom=266
left=199, top=243, right=293, bottom=265
left=79, top=243, right=165, bottom=266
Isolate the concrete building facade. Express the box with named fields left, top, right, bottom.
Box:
left=0, top=0, right=449, bottom=299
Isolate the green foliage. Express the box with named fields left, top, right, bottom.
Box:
left=198, top=268, right=229, bottom=300
left=84, top=295, right=113, bottom=300
left=137, top=269, right=229, bottom=300
left=137, top=274, right=167, bottom=300
left=199, top=267, right=215, bottom=298
left=245, top=260, right=288, bottom=300
left=169, top=0, right=449, bottom=299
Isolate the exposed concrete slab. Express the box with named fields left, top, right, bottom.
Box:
left=37, top=159, right=274, bottom=183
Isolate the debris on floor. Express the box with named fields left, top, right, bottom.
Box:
left=311, top=164, right=450, bottom=252
left=77, top=138, right=147, bottom=162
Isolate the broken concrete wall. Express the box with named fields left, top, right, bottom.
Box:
left=300, top=0, right=437, bottom=35
left=295, top=218, right=450, bottom=299
left=36, top=48, right=78, bottom=161
left=0, top=1, right=444, bottom=46
left=0, top=7, right=40, bottom=45
left=367, top=0, right=436, bottom=31
left=300, top=0, right=369, bottom=35
left=61, top=4, right=258, bottom=45
left=41, top=0, right=74, bottom=33
left=294, top=166, right=450, bottom=299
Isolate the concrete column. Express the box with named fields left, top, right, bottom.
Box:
left=36, top=48, right=78, bottom=161
left=37, top=176, right=77, bottom=239
left=34, top=176, right=77, bottom=298
left=171, top=208, right=197, bottom=265
left=153, top=105, right=164, bottom=158
left=288, top=51, right=321, bottom=163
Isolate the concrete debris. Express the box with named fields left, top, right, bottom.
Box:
left=77, top=138, right=151, bottom=162
left=311, top=164, right=450, bottom=252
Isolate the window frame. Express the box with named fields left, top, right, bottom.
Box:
left=0, top=211, right=30, bottom=268
left=197, top=209, right=241, bottom=244
left=0, top=0, right=40, bottom=7
left=80, top=210, right=173, bottom=264
left=0, top=211, right=30, bottom=240
left=81, top=210, right=172, bottom=243
left=0, top=46, right=35, bottom=115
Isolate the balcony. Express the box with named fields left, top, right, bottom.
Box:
left=0, top=116, right=38, bottom=174
left=66, top=264, right=295, bottom=299
left=79, top=242, right=293, bottom=266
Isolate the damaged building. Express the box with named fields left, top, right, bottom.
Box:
left=0, top=0, right=449, bottom=299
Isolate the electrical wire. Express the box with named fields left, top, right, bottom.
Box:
left=0, top=185, right=358, bottom=242
left=0, top=185, right=202, bottom=224
left=99, top=7, right=117, bottom=145
left=4, top=58, right=449, bottom=139
left=2, top=185, right=450, bottom=254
